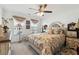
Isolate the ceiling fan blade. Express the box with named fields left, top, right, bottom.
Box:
left=29, top=8, right=38, bottom=11
left=44, top=11, right=52, bottom=13
left=34, top=12, right=39, bottom=14
left=44, top=4, right=47, bottom=8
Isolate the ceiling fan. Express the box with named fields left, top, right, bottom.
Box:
left=29, top=4, right=52, bottom=16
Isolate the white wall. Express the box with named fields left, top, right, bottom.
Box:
left=41, top=5, right=79, bottom=27
left=42, top=15, right=79, bottom=28
left=0, top=7, right=3, bottom=25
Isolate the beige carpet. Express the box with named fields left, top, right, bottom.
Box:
left=11, top=41, right=37, bottom=55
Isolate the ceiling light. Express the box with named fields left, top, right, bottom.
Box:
left=37, top=12, right=44, bottom=16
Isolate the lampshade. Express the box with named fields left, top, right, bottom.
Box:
left=37, top=12, right=44, bottom=16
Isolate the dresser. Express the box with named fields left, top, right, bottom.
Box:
left=0, top=40, right=10, bottom=55
left=0, top=25, right=11, bottom=55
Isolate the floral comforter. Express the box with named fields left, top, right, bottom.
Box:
left=28, top=33, right=65, bottom=55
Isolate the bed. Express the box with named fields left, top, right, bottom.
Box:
left=28, top=33, right=65, bottom=55
left=28, top=22, right=65, bottom=55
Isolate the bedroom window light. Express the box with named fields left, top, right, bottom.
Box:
left=31, top=22, right=39, bottom=33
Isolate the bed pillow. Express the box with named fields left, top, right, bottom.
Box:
left=52, top=27, right=63, bottom=34
left=47, top=27, right=64, bottom=34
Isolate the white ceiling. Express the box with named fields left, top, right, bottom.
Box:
left=1, top=4, right=79, bottom=17
left=0, top=4, right=79, bottom=25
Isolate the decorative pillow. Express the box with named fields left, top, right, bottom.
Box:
left=52, top=27, right=63, bottom=34
left=52, top=27, right=58, bottom=34
left=47, top=26, right=64, bottom=34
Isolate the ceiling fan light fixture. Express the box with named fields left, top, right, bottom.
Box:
left=44, top=8, right=47, bottom=11
left=37, top=12, right=44, bottom=16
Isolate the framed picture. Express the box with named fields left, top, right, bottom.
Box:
left=26, top=20, right=30, bottom=24
left=68, top=22, right=76, bottom=31
left=26, top=20, right=30, bottom=29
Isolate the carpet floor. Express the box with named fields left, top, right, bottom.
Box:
left=11, top=41, right=37, bottom=55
